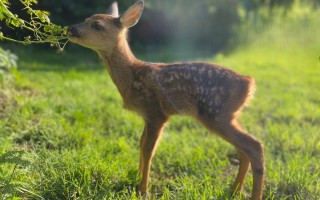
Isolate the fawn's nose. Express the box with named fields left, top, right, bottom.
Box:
left=67, top=26, right=80, bottom=37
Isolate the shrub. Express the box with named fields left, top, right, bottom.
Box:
left=0, top=46, right=18, bottom=75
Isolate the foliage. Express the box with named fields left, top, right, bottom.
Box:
left=0, top=0, right=248, bottom=53
left=0, top=46, right=18, bottom=73
left=1, top=0, right=320, bottom=53
left=143, top=0, right=241, bottom=52
left=241, top=0, right=320, bottom=12
left=0, top=0, right=67, bottom=49
left=234, top=0, right=320, bottom=48
left=34, top=0, right=134, bottom=25
left=0, top=46, right=18, bottom=86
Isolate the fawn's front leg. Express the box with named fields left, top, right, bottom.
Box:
left=138, top=117, right=167, bottom=195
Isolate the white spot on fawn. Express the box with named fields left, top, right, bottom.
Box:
left=133, top=82, right=141, bottom=89
left=208, top=69, right=213, bottom=78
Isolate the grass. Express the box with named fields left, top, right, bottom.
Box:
left=1, top=15, right=320, bottom=199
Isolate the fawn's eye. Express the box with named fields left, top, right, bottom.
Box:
left=92, top=23, right=104, bottom=31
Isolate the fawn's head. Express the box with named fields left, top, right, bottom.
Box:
left=68, top=1, right=144, bottom=51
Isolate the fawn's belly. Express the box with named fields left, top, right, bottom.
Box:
left=159, top=84, right=229, bottom=118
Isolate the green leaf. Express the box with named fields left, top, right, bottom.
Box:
left=62, top=26, right=68, bottom=35
left=52, top=25, right=63, bottom=35
left=44, top=25, right=52, bottom=32
left=22, top=0, right=38, bottom=6
left=6, top=17, right=24, bottom=28
left=24, top=36, right=31, bottom=44
left=27, top=8, right=33, bottom=15
left=34, top=10, right=50, bottom=23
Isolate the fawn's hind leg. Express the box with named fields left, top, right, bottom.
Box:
left=201, top=119, right=264, bottom=200
left=232, top=148, right=251, bottom=193
left=218, top=122, right=264, bottom=200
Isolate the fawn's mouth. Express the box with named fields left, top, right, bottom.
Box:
left=67, top=26, right=81, bottom=38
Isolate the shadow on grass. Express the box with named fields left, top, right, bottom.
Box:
left=0, top=150, right=31, bottom=198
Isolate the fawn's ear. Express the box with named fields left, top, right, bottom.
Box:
left=106, top=2, right=119, bottom=17
left=120, top=0, right=144, bottom=28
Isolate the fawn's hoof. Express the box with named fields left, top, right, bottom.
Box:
left=136, top=187, right=148, bottom=199
left=229, top=186, right=250, bottom=200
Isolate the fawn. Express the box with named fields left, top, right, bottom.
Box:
left=67, top=1, right=265, bottom=199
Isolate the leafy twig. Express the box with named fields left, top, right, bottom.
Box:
left=0, top=0, right=68, bottom=50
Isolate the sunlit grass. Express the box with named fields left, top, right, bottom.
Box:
left=212, top=16, right=320, bottom=199
left=1, top=10, right=320, bottom=199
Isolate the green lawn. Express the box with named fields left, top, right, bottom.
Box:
left=1, top=30, right=320, bottom=200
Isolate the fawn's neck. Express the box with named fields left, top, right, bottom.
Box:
left=97, top=35, right=140, bottom=100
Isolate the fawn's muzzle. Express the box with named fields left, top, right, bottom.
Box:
left=67, top=26, right=80, bottom=38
